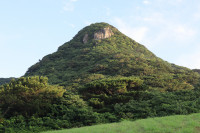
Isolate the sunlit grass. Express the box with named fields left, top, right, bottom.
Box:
left=43, top=113, right=200, bottom=133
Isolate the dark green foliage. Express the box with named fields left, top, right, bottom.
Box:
left=0, top=78, right=16, bottom=85
left=193, top=69, right=200, bottom=74
left=81, top=77, right=145, bottom=95
left=0, top=76, right=119, bottom=132
left=114, top=100, right=153, bottom=119
left=80, top=77, right=148, bottom=111
left=113, top=90, right=200, bottom=120
left=0, top=76, right=65, bottom=118
left=1, top=77, right=200, bottom=132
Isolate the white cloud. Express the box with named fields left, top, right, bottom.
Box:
left=112, top=18, right=148, bottom=42
left=157, top=0, right=183, bottom=4
left=192, top=5, right=200, bottom=20
left=142, top=13, right=164, bottom=23
left=69, top=23, right=76, bottom=28
left=176, top=46, right=200, bottom=69
left=143, top=0, right=150, bottom=5
left=148, top=24, right=196, bottom=50
left=63, top=0, right=78, bottom=12
left=70, top=0, right=78, bottom=2
left=160, top=24, right=196, bottom=44
left=63, top=2, right=74, bottom=11
left=84, top=20, right=92, bottom=26
left=173, top=25, right=196, bottom=40
left=129, top=27, right=148, bottom=42
left=139, top=11, right=196, bottom=45
left=105, top=7, right=111, bottom=16
left=176, top=0, right=183, bottom=2
left=172, top=0, right=184, bottom=5
left=193, top=13, right=200, bottom=20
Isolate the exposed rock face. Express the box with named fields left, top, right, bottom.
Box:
left=94, top=27, right=114, bottom=40
left=83, top=34, right=89, bottom=44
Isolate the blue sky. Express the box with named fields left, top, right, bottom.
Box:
left=1, top=0, right=200, bottom=78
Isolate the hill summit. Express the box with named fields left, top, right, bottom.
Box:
left=25, top=22, right=200, bottom=91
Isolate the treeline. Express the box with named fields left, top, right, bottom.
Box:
left=0, top=78, right=16, bottom=85
left=1, top=76, right=200, bottom=132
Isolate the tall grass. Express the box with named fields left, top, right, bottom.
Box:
left=43, top=113, right=200, bottom=133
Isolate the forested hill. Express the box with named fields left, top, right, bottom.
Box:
left=1, top=22, right=200, bottom=132
left=0, top=78, right=15, bottom=85
left=24, top=22, right=200, bottom=91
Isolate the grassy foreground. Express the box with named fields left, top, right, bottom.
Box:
left=43, top=113, right=200, bottom=133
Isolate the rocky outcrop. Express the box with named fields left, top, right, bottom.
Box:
left=83, top=34, right=89, bottom=44
left=94, top=27, right=114, bottom=40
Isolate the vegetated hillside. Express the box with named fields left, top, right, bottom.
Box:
left=0, top=78, right=15, bottom=85
left=193, top=69, right=200, bottom=74
left=43, top=113, right=200, bottom=133
left=24, top=22, right=200, bottom=92
left=1, top=23, right=200, bottom=132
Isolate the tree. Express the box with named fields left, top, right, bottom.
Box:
left=0, top=76, right=65, bottom=118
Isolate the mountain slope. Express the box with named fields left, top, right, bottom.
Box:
left=24, top=22, right=200, bottom=91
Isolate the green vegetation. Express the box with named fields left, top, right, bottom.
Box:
left=193, top=69, right=200, bottom=74
left=43, top=113, right=200, bottom=133
left=0, top=78, right=16, bottom=85
left=1, top=77, right=200, bottom=132
left=0, top=76, right=102, bottom=132
left=1, top=22, right=200, bottom=132
left=24, top=22, right=200, bottom=91
left=0, top=76, right=65, bottom=118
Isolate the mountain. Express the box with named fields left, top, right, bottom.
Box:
left=24, top=22, right=200, bottom=91
left=2, top=22, right=200, bottom=132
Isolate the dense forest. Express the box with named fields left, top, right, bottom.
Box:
left=1, top=23, right=200, bottom=132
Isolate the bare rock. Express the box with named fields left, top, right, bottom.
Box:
left=83, top=34, right=89, bottom=44
left=94, top=27, right=114, bottom=40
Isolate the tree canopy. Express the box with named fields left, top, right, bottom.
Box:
left=0, top=76, right=65, bottom=117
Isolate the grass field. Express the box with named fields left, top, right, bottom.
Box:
left=43, top=113, right=200, bottom=133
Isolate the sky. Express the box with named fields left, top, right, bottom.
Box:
left=1, top=0, right=200, bottom=78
